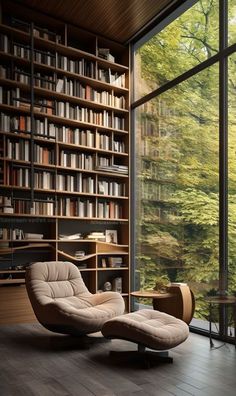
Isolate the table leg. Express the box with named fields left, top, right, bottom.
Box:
left=209, top=302, right=214, bottom=348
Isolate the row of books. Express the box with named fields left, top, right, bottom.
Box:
left=16, top=70, right=55, bottom=91
left=1, top=66, right=55, bottom=91
left=0, top=199, right=55, bottom=216
left=57, top=127, right=95, bottom=147
left=58, top=55, right=96, bottom=78
left=6, top=139, right=55, bottom=164
left=0, top=35, right=126, bottom=88
left=98, top=181, right=126, bottom=196
left=98, top=68, right=125, bottom=88
left=5, top=143, right=126, bottom=174
left=0, top=196, right=124, bottom=218
left=9, top=18, right=61, bottom=43
left=96, top=164, right=128, bottom=175
left=60, top=150, right=94, bottom=170
left=0, top=112, right=125, bottom=142
left=6, top=139, right=30, bottom=161
left=0, top=69, right=125, bottom=109
left=54, top=101, right=125, bottom=130
left=56, top=78, right=126, bottom=109
left=0, top=227, right=44, bottom=240
left=7, top=169, right=96, bottom=193
left=56, top=174, right=94, bottom=193
left=5, top=167, right=126, bottom=196
left=0, top=114, right=55, bottom=139
left=98, top=201, right=123, bottom=219
left=101, top=257, right=124, bottom=268
left=1, top=115, right=127, bottom=153
left=0, top=87, right=54, bottom=113
left=98, top=156, right=112, bottom=167
left=57, top=198, right=94, bottom=217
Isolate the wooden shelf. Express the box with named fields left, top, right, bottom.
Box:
left=0, top=269, right=26, bottom=274
left=0, top=103, right=129, bottom=134
left=0, top=243, right=51, bottom=254
left=0, top=24, right=128, bottom=72
left=0, top=279, right=25, bottom=285
left=97, top=267, right=128, bottom=271
left=0, top=51, right=128, bottom=94
left=0, top=2, right=130, bottom=322
left=57, top=249, right=96, bottom=261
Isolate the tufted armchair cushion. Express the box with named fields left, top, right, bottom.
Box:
left=26, top=261, right=125, bottom=335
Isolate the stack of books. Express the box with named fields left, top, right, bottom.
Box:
left=59, top=233, right=82, bottom=240
left=85, top=232, right=105, bottom=241
left=98, top=48, right=115, bottom=63
left=96, top=164, right=128, bottom=174
left=0, top=196, right=14, bottom=214
left=24, top=233, right=44, bottom=240
left=108, top=257, right=123, bottom=268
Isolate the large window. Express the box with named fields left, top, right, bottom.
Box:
left=133, top=0, right=236, bottom=339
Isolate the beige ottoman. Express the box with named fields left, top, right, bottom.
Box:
left=102, top=309, right=189, bottom=365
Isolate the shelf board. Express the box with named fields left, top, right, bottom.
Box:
left=0, top=185, right=129, bottom=200
left=1, top=159, right=129, bottom=177
left=57, top=141, right=128, bottom=157
left=0, top=239, right=56, bottom=243
left=0, top=213, right=57, bottom=219
left=0, top=269, right=26, bottom=274
left=0, top=213, right=128, bottom=221
left=0, top=130, right=56, bottom=144
left=57, top=249, right=96, bottom=261
left=0, top=52, right=128, bottom=94
left=97, top=267, right=128, bottom=271
left=0, top=78, right=128, bottom=114
left=0, top=103, right=129, bottom=135
left=0, top=279, right=25, bottom=285
left=97, top=252, right=128, bottom=255
left=0, top=243, right=51, bottom=255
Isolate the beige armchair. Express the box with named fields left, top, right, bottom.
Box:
left=25, top=261, right=125, bottom=335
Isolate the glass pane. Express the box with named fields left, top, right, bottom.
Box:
left=135, top=64, right=219, bottom=330
left=228, top=54, right=236, bottom=311
left=229, top=1, right=236, bottom=46
left=134, top=0, right=219, bottom=100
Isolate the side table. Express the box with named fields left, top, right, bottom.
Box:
left=131, top=284, right=195, bottom=324
left=205, top=295, right=236, bottom=348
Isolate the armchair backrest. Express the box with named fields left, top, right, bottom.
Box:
left=26, top=261, right=90, bottom=307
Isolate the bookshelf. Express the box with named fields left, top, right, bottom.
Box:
left=0, top=0, right=130, bottom=323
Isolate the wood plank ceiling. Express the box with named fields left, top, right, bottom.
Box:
left=15, top=0, right=175, bottom=44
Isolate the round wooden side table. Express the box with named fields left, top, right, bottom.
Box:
left=131, top=284, right=195, bottom=324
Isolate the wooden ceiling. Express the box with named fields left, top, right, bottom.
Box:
left=15, top=0, right=175, bottom=44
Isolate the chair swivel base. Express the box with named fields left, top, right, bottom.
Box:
left=109, top=344, right=173, bottom=368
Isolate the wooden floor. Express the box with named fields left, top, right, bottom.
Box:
left=0, top=324, right=235, bottom=396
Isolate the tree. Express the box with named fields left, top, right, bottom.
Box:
left=135, top=0, right=236, bottom=321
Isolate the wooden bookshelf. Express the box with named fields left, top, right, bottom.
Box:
left=0, top=0, right=130, bottom=323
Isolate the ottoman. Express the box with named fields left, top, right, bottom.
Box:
left=102, top=309, right=189, bottom=365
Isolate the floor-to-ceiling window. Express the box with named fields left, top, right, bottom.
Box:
left=132, top=0, right=236, bottom=340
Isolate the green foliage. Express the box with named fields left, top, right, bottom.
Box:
left=135, top=0, right=236, bottom=317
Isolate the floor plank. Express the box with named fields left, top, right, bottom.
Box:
left=0, top=323, right=235, bottom=396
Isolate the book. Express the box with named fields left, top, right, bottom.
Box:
left=85, top=232, right=105, bottom=241
left=24, top=233, right=44, bottom=240
left=108, top=257, right=123, bottom=268
left=98, top=48, right=115, bottom=63
left=59, top=233, right=82, bottom=240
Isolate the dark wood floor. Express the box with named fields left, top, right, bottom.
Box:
left=0, top=323, right=235, bottom=396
